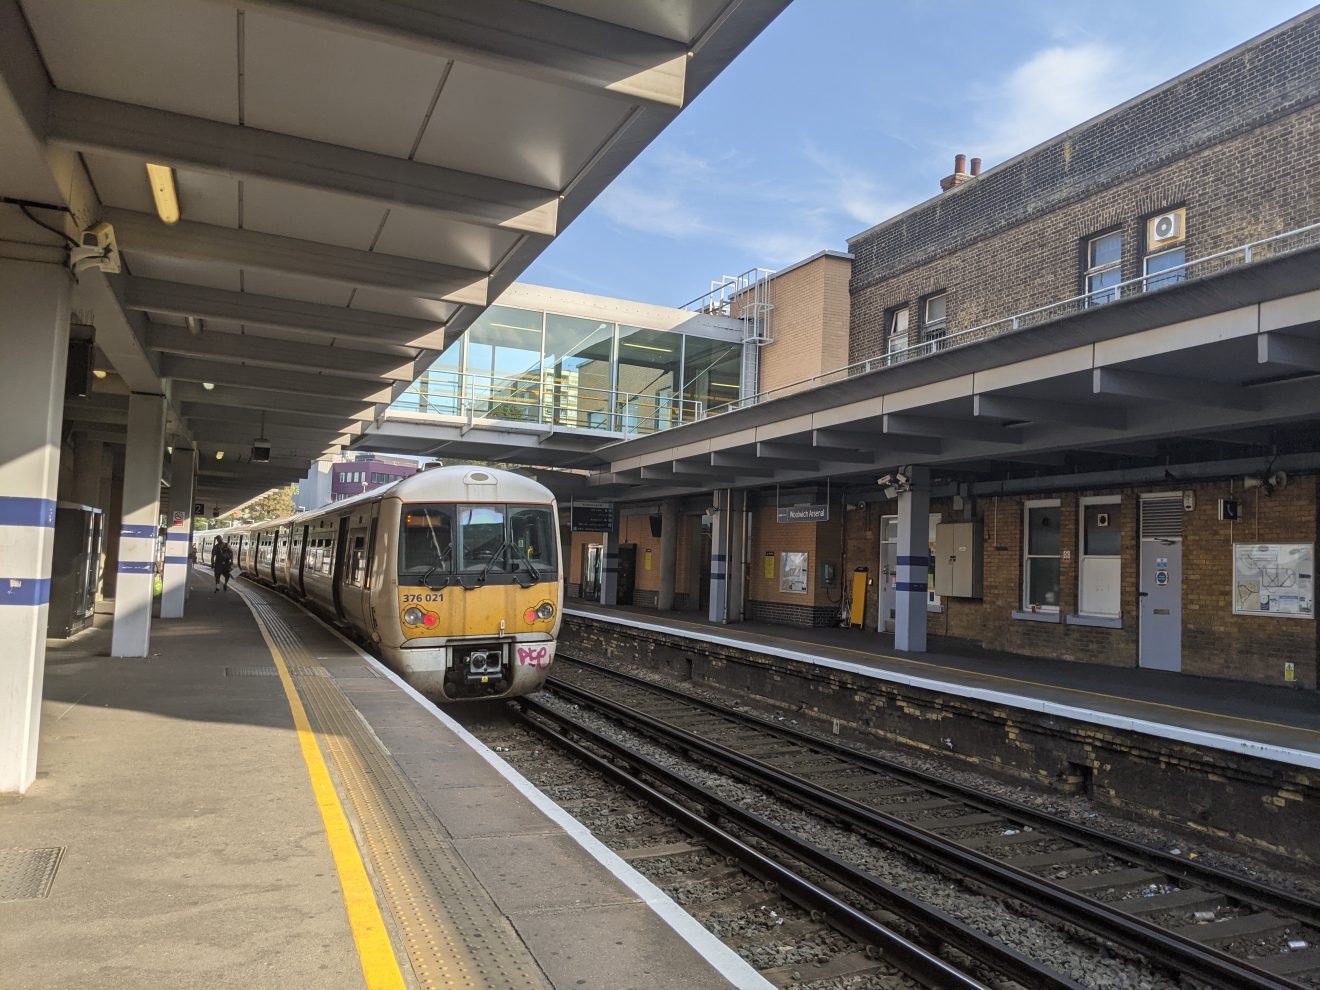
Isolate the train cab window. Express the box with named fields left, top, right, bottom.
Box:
left=399, top=507, right=454, bottom=582
left=458, top=505, right=506, bottom=571
left=509, top=507, right=556, bottom=570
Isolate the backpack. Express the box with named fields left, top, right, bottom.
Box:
left=219, top=544, right=233, bottom=567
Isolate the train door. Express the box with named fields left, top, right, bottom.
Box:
left=363, top=506, right=380, bottom=636
left=295, top=524, right=309, bottom=596
left=1139, top=494, right=1183, bottom=672
left=582, top=543, right=602, bottom=600
left=340, top=520, right=370, bottom=628
left=331, top=515, right=350, bottom=618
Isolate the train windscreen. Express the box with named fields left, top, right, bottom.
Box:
left=399, top=504, right=556, bottom=580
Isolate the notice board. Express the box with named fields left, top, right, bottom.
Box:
left=1232, top=543, right=1314, bottom=618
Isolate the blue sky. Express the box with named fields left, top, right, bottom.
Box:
left=522, top=0, right=1315, bottom=306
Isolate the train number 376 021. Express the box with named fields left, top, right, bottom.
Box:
left=402, top=593, right=443, bottom=603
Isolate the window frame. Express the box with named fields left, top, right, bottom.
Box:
left=1143, top=245, right=1187, bottom=292
left=920, top=292, right=947, bottom=347
left=1022, top=499, right=1063, bottom=612
left=1077, top=495, right=1121, bottom=618
left=1084, top=230, right=1123, bottom=307
left=886, top=304, right=911, bottom=359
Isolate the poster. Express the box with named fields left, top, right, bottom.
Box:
left=1232, top=543, right=1313, bottom=618
left=763, top=552, right=775, bottom=579
left=780, top=552, right=808, bottom=594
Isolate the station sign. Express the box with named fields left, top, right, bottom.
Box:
left=193, top=502, right=205, bottom=516
left=571, top=500, right=616, bottom=533
left=777, top=504, right=829, bottom=523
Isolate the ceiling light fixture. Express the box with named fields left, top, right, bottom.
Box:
left=202, top=382, right=215, bottom=390
left=215, top=450, right=224, bottom=461
left=92, top=369, right=108, bottom=379
left=145, top=164, right=180, bottom=224
left=622, top=341, right=671, bottom=353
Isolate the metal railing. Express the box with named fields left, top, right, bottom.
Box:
left=390, top=369, right=704, bottom=436
left=706, top=221, right=1320, bottom=415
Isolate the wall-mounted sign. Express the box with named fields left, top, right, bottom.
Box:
left=764, top=552, right=775, bottom=579
left=193, top=502, right=205, bottom=516
left=777, top=504, right=829, bottom=523
left=570, top=500, right=616, bottom=533
left=1232, top=543, right=1314, bottom=618
left=643, top=548, right=652, bottom=572
left=780, top=552, right=808, bottom=594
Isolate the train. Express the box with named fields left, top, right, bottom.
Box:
left=195, top=465, right=562, bottom=701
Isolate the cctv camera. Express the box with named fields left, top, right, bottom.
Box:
left=895, top=472, right=910, bottom=487
left=69, top=221, right=121, bottom=274
left=877, top=474, right=894, bottom=487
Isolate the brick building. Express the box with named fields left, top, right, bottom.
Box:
left=565, top=10, right=1320, bottom=691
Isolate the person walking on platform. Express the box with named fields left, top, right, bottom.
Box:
left=211, top=537, right=233, bottom=592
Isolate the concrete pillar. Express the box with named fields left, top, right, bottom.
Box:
left=160, top=446, right=196, bottom=618
left=110, top=393, right=166, bottom=657
left=0, top=258, right=73, bottom=793
left=726, top=490, right=747, bottom=623
left=708, top=490, right=728, bottom=622
left=656, top=498, right=679, bottom=612
left=99, top=446, right=124, bottom=599
left=599, top=529, right=619, bottom=607
left=894, top=466, right=931, bottom=653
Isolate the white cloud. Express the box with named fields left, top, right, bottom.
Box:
left=974, top=42, right=1160, bottom=163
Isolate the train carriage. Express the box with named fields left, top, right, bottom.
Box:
left=195, top=466, right=562, bottom=701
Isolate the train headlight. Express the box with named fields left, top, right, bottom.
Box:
left=422, top=613, right=438, bottom=628
left=403, top=606, right=424, bottom=625
left=535, top=602, right=555, bottom=621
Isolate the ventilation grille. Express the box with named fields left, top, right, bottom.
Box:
left=1141, top=497, right=1183, bottom=539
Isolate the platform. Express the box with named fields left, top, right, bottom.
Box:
left=565, top=603, right=1320, bottom=769
left=0, top=571, right=766, bottom=990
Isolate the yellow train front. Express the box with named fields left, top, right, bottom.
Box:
left=221, top=465, right=562, bottom=702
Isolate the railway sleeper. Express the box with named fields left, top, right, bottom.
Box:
left=1056, top=866, right=1165, bottom=895
left=1171, top=911, right=1298, bottom=945
left=1117, top=886, right=1225, bottom=917
left=619, top=841, right=706, bottom=862
left=917, top=812, right=1005, bottom=832
left=759, top=949, right=887, bottom=986
left=960, top=830, right=1057, bottom=852
left=1001, top=846, right=1107, bottom=871
left=688, top=887, right=788, bottom=918
left=1255, top=946, right=1320, bottom=977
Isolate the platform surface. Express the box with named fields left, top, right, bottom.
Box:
left=566, top=602, right=1320, bottom=766
left=0, top=572, right=761, bottom=989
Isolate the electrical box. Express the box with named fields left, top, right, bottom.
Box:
left=935, top=521, right=983, bottom=598
left=820, top=561, right=836, bottom=588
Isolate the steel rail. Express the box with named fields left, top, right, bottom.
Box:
left=555, top=654, right=1320, bottom=930
left=517, top=696, right=1083, bottom=990
left=545, top=673, right=1307, bottom=990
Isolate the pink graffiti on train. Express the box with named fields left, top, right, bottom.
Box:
left=516, top=645, right=551, bottom=669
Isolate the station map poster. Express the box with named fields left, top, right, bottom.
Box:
left=1232, top=543, right=1314, bottom=618
left=780, top=552, right=808, bottom=594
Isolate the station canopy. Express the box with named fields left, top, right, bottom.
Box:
left=0, top=0, right=787, bottom=508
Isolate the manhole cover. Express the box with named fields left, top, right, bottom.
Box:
left=0, top=847, right=64, bottom=901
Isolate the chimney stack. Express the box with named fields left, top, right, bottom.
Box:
left=940, top=153, right=973, bottom=192
left=954, top=153, right=966, bottom=174
left=970, top=157, right=982, bottom=177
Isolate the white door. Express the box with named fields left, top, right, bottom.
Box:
left=878, top=516, right=897, bottom=632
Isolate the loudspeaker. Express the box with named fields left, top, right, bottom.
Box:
left=65, top=338, right=94, bottom=399
left=649, top=514, right=662, bottom=538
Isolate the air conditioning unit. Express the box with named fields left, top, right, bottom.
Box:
left=1147, top=208, right=1185, bottom=249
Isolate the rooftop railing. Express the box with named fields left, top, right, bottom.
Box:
left=707, top=221, right=1320, bottom=415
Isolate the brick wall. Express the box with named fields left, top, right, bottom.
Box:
left=837, top=481, right=1317, bottom=688
left=848, top=14, right=1320, bottom=362
left=745, top=502, right=848, bottom=626
left=746, top=254, right=852, bottom=396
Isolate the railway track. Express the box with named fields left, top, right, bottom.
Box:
left=540, top=655, right=1320, bottom=990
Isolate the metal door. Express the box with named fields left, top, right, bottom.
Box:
left=1139, top=541, right=1181, bottom=670
left=1139, top=494, right=1183, bottom=671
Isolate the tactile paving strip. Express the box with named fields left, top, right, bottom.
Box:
left=0, top=847, right=64, bottom=902
left=244, top=589, right=547, bottom=990
left=225, top=665, right=327, bottom=677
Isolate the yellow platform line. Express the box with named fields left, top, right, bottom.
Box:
left=246, top=597, right=407, bottom=990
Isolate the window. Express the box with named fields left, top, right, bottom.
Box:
left=886, top=306, right=910, bottom=360
left=543, top=313, right=615, bottom=428
left=399, top=506, right=454, bottom=578
left=509, top=506, right=556, bottom=569
left=346, top=532, right=367, bottom=587
left=921, top=293, right=947, bottom=350
left=682, top=335, right=743, bottom=418
left=465, top=304, right=544, bottom=422
left=1023, top=501, right=1062, bottom=611
left=1086, top=232, right=1122, bottom=305
left=1078, top=497, right=1121, bottom=617
left=616, top=326, right=682, bottom=432
left=1144, top=247, right=1186, bottom=291
left=398, top=503, right=557, bottom=580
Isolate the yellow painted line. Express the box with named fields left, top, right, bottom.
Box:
left=600, top=610, right=1320, bottom=740
left=247, top=601, right=407, bottom=990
